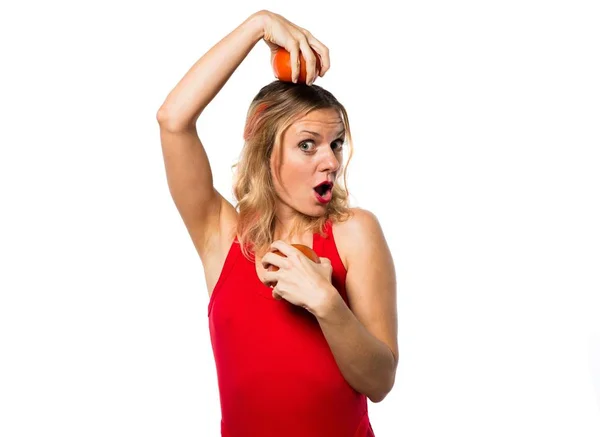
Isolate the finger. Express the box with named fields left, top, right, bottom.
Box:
left=269, top=240, right=296, bottom=258
left=319, top=257, right=331, bottom=265
left=296, top=35, right=318, bottom=85
left=261, top=252, right=277, bottom=270
left=273, top=287, right=282, bottom=300
left=284, top=39, right=300, bottom=83
left=303, top=31, right=330, bottom=77
left=262, top=270, right=279, bottom=287
left=262, top=252, right=290, bottom=271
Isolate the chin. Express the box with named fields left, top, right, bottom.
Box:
left=290, top=202, right=327, bottom=218
left=308, top=204, right=330, bottom=217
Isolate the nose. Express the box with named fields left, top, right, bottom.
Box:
left=318, top=147, right=341, bottom=173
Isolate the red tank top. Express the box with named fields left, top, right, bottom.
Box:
left=207, top=219, right=375, bottom=437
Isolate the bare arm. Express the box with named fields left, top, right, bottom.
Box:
left=155, top=13, right=266, bottom=260
left=313, top=210, right=398, bottom=403
left=155, top=11, right=330, bottom=260
left=316, top=287, right=397, bottom=403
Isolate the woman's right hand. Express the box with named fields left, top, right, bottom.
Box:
left=254, top=10, right=330, bottom=86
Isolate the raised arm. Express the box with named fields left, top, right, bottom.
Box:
left=156, top=12, right=266, bottom=260
left=156, top=10, right=330, bottom=261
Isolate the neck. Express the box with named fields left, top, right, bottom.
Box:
left=273, top=213, right=309, bottom=242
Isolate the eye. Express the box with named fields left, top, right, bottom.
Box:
left=332, top=140, right=344, bottom=151
left=298, top=139, right=344, bottom=153
left=298, top=140, right=315, bottom=152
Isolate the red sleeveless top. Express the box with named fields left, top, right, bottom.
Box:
left=207, top=220, right=375, bottom=437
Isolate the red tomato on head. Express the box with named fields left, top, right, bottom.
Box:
left=272, top=47, right=321, bottom=84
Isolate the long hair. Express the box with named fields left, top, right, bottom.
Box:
left=231, top=80, right=355, bottom=262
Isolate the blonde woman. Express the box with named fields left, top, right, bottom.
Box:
left=157, top=10, right=398, bottom=437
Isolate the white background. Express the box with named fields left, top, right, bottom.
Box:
left=1, top=0, right=599, bottom=436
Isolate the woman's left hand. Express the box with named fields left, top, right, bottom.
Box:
left=261, top=240, right=334, bottom=314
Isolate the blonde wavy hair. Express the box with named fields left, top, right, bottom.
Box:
left=231, top=80, right=355, bottom=262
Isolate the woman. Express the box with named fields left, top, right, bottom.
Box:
left=157, top=10, right=398, bottom=437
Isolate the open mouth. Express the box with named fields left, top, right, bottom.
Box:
left=313, top=182, right=333, bottom=203
left=314, top=183, right=332, bottom=197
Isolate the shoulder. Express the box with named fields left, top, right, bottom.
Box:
left=333, top=207, right=381, bottom=238
left=331, top=207, right=385, bottom=270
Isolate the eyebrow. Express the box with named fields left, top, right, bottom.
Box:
left=298, top=129, right=346, bottom=138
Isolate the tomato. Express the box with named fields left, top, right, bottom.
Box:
left=267, top=244, right=320, bottom=272
left=272, top=47, right=321, bottom=84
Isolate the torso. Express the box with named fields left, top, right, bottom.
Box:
left=202, top=212, right=354, bottom=299
left=205, top=208, right=372, bottom=436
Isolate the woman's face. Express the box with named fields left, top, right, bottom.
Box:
left=270, top=108, right=345, bottom=218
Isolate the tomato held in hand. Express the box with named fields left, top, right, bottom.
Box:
left=266, top=244, right=320, bottom=300
left=267, top=244, right=320, bottom=272
left=272, top=47, right=321, bottom=84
